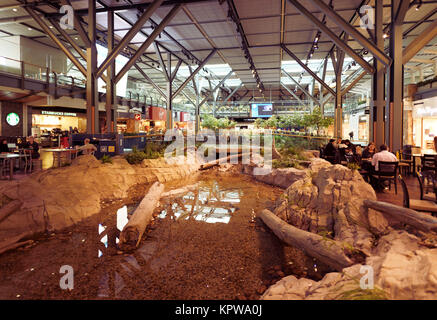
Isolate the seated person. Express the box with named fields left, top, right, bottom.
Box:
left=0, top=139, right=9, bottom=153
left=77, top=138, right=97, bottom=155
left=25, top=136, right=40, bottom=159
left=362, top=143, right=376, bottom=159
left=16, top=138, right=25, bottom=149
left=371, top=144, right=397, bottom=171
left=324, top=139, right=337, bottom=158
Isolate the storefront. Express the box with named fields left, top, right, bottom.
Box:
left=149, top=106, right=166, bottom=132
left=174, top=111, right=191, bottom=129
left=116, top=111, right=148, bottom=134
left=31, top=106, right=87, bottom=135
left=412, top=96, right=437, bottom=152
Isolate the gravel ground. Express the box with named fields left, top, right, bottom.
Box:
left=0, top=170, right=330, bottom=300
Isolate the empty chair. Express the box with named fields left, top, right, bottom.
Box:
left=372, top=161, right=399, bottom=194
left=420, top=154, right=437, bottom=172
left=399, top=175, right=437, bottom=216
left=417, top=171, right=437, bottom=201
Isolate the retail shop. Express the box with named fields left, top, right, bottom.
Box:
left=173, top=111, right=191, bottom=129
left=411, top=96, right=437, bottom=152
left=148, top=106, right=167, bottom=132
left=31, top=107, right=87, bottom=133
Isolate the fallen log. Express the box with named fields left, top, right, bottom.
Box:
left=0, top=240, right=33, bottom=255
left=257, top=209, right=354, bottom=271
left=200, top=152, right=251, bottom=170
left=0, top=231, right=34, bottom=256
left=119, top=182, right=164, bottom=251
left=0, top=200, right=22, bottom=224
left=363, top=199, right=437, bottom=233
left=161, top=183, right=199, bottom=198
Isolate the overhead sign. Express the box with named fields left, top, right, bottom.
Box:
left=251, top=103, right=273, bottom=118
left=6, top=112, right=20, bottom=126
left=41, top=110, right=77, bottom=117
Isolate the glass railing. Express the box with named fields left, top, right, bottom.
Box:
left=0, top=55, right=86, bottom=89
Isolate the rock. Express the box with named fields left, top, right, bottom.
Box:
left=0, top=154, right=201, bottom=244
left=262, top=231, right=437, bottom=300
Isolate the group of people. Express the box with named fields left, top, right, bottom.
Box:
left=323, top=139, right=398, bottom=172
left=0, top=136, right=40, bottom=159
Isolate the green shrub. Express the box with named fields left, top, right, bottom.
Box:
left=101, top=155, right=113, bottom=164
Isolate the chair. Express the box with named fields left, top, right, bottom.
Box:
left=399, top=175, right=437, bottom=216
left=417, top=171, right=436, bottom=201
left=19, top=149, right=31, bottom=174
left=24, top=149, right=33, bottom=173
left=420, top=154, right=436, bottom=172
left=372, top=161, right=399, bottom=194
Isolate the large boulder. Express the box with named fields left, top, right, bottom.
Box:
left=276, top=164, right=384, bottom=255
left=0, top=154, right=201, bottom=244
left=262, top=230, right=437, bottom=300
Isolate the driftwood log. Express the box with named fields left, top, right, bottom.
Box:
left=0, top=200, right=22, bottom=224
left=0, top=231, right=34, bottom=255
left=200, top=152, right=251, bottom=170
left=119, top=182, right=164, bottom=251
left=161, top=183, right=199, bottom=198
left=258, top=209, right=354, bottom=271
left=364, top=199, right=437, bottom=233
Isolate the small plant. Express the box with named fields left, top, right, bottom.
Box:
left=347, top=162, right=360, bottom=171
left=101, top=155, right=113, bottom=164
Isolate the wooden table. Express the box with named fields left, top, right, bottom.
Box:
left=42, top=148, right=77, bottom=168
left=0, top=153, right=20, bottom=180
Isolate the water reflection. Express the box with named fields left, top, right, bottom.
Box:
left=159, top=181, right=241, bottom=224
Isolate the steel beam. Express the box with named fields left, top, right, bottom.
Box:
left=403, top=19, right=437, bottom=65
left=106, top=9, right=115, bottom=133
left=60, top=0, right=91, bottom=48
left=281, top=44, right=335, bottom=96
left=24, top=7, right=87, bottom=76
left=172, top=49, right=217, bottom=99
left=223, top=83, right=243, bottom=102
left=281, top=69, right=320, bottom=106
left=199, top=71, right=233, bottom=107
left=280, top=83, right=304, bottom=105
left=287, top=0, right=374, bottom=74
left=96, top=0, right=165, bottom=78
left=171, top=59, right=183, bottom=82
left=308, top=0, right=391, bottom=67
left=153, top=42, right=170, bottom=81
left=115, top=4, right=182, bottom=84
left=387, top=0, right=405, bottom=152
left=86, top=0, right=99, bottom=134
left=341, top=70, right=366, bottom=96
left=134, top=64, right=166, bottom=98
left=48, top=17, right=86, bottom=61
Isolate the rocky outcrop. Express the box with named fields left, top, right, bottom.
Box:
left=274, top=163, right=383, bottom=255
left=262, top=231, right=437, bottom=300
left=0, top=154, right=200, bottom=245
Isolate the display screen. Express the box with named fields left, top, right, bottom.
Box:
left=251, top=103, right=273, bottom=118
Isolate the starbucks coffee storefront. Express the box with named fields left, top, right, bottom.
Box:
left=31, top=107, right=87, bottom=134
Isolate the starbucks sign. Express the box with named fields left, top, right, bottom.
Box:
left=6, top=112, right=20, bottom=126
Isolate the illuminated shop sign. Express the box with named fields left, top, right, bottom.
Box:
left=6, top=113, right=20, bottom=126
left=41, top=110, right=77, bottom=117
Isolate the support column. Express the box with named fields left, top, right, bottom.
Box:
left=387, top=0, right=404, bottom=152
left=335, top=71, right=342, bottom=139
left=371, top=0, right=385, bottom=147
left=106, top=9, right=116, bottom=133
left=195, top=74, right=200, bottom=133
left=86, top=0, right=99, bottom=134
left=166, top=53, right=173, bottom=130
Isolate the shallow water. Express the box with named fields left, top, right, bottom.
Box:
left=0, top=172, right=330, bottom=299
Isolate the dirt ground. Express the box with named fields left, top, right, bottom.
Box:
left=0, top=170, right=330, bottom=300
